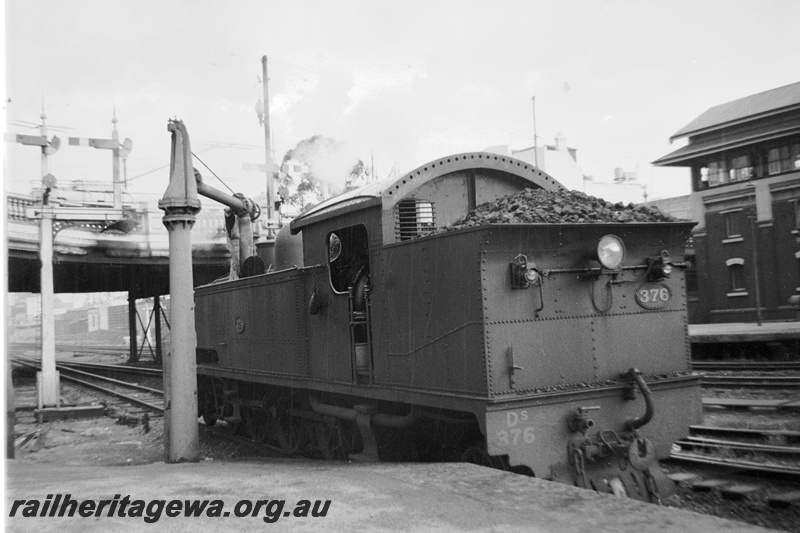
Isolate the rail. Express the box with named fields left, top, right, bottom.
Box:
left=692, top=361, right=800, bottom=372
left=702, top=375, right=800, bottom=389
left=12, top=357, right=164, bottom=413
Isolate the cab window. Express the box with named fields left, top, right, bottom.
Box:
left=328, top=224, right=369, bottom=293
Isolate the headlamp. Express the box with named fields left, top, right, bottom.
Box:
left=596, top=235, right=625, bottom=270
left=510, top=254, right=542, bottom=289
left=646, top=250, right=674, bottom=282
left=524, top=267, right=540, bottom=285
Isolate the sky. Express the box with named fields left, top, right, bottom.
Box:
left=4, top=0, right=800, bottom=204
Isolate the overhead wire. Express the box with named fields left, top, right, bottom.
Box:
left=191, top=151, right=235, bottom=194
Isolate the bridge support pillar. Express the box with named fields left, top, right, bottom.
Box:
left=128, top=288, right=138, bottom=364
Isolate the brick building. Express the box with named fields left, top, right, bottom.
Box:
left=654, top=82, right=800, bottom=323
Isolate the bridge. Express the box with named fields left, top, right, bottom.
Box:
left=6, top=185, right=271, bottom=362
left=7, top=191, right=236, bottom=296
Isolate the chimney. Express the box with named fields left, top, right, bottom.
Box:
left=555, top=132, right=568, bottom=152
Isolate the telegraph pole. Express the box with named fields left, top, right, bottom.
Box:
left=38, top=110, right=57, bottom=408
left=261, top=55, right=274, bottom=232
left=8, top=109, right=63, bottom=408
left=111, top=109, right=121, bottom=206
left=68, top=111, right=132, bottom=208
left=531, top=96, right=539, bottom=169
left=9, top=111, right=131, bottom=414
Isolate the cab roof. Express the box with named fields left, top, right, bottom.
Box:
left=290, top=151, right=563, bottom=234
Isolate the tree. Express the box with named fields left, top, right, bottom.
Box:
left=278, top=135, right=367, bottom=213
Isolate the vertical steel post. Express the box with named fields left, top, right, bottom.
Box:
left=39, top=209, right=59, bottom=407
left=237, top=212, right=255, bottom=264
left=38, top=110, right=59, bottom=408
left=112, top=112, right=122, bottom=208
left=160, top=120, right=201, bottom=463
left=128, top=287, right=138, bottom=363
left=750, top=217, right=763, bottom=325
left=531, top=95, right=539, bottom=169
left=6, top=353, right=14, bottom=458
left=154, top=293, right=162, bottom=363
left=261, top=55, right=274, bottom=233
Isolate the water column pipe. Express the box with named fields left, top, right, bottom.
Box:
left=160, top=120, right=259, bottom=462
left=193, top=173, right=257, bottom=275
left=159, top=120, right=201, bottom=462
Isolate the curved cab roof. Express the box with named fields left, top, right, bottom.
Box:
left=290, top=151, right=563, bottom=234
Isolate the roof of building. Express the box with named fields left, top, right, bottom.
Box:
left=653, top=114, right=800, bottom=166
left=670, top=81, right=800, bottom=141
left=642, top=195, right=692, bottom=221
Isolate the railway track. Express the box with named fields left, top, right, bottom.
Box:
left=670, top=426, right=800, bottom=478
left=689, top=424, right=800, bottom=445
left=666, top=427, right=800, bottom=515
left=702, top=374, right=800, bottom=389
left=654, top=356, right=800, bottom=502
left=11, top=357, right=164, bottom=413
left=56, top=360, right=162, bottom=379
left=692, top=360, right=800, bottom=372
left=10, top=342, right=130, bottom=357
left=10, top=357, right=289, bottom=460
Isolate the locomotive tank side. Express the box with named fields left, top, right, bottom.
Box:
left=194, top=268, right=310, bottom=376
left=372, top=228, right=487, bottom=395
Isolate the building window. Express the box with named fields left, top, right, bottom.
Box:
left=729, top=154, right=753, bottom=182
left=796, top=251, right=800, bottom=291
left=768, top=146, right=792, bottom=175
left=726, top=257, right=747, bottom=295
left=795, top=200, right=800, bottom=230
left=794, top=143, right=800, bottom=169
left=707, top=160, right=728, bottom=187
left=723, top=211, right=741, bottom=238
left=684, top=251, right=698, bottom=294
left=766, top=141, right=800, bottom=175
left=698, top=167, right=709, bottom=189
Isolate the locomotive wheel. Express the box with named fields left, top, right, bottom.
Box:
left=315, top=422, right=345, bottom=460
left=243, top=407, right=269, bottom=443
left=461, top=444, right=508, bottom=470
left=276, top=417, right=303, bottom=454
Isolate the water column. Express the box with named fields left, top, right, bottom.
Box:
left=159, top=120, right=201, bottom=462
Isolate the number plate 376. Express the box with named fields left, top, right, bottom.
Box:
left=635, top=282, right=671, bottom=310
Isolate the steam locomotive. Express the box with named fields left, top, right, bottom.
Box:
left=193, top=151, right=701, bottom=503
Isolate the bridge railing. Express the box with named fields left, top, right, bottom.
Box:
left=7, top=194, right=39, bottom=223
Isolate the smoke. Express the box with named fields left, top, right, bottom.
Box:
left=309, top=143, right=361, bottom=195
left=285, top=135, right=361, bottom=196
